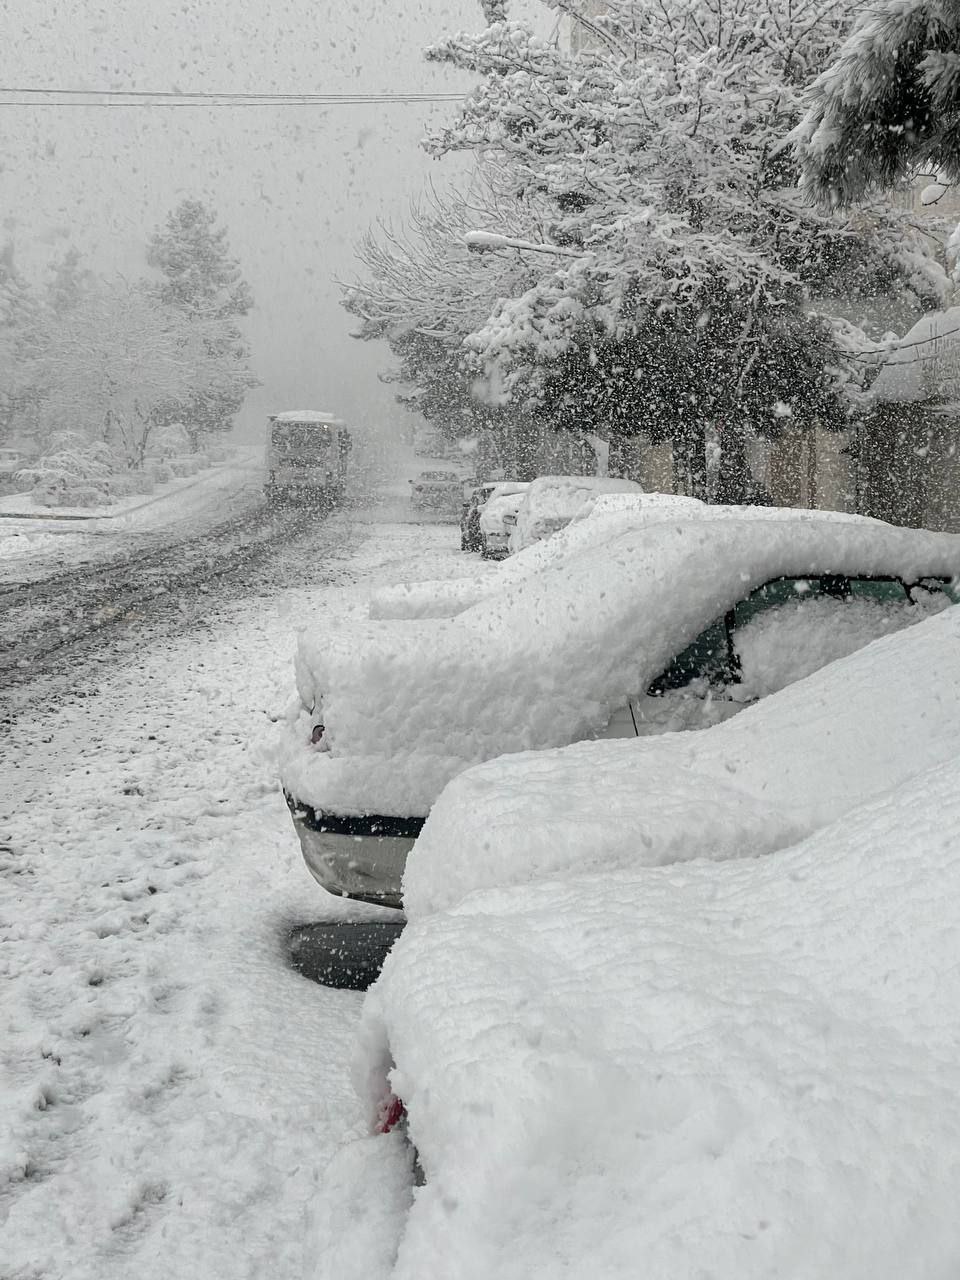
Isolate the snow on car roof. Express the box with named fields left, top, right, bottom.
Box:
left=270, top=410, right=344, bottom=425
left=359, top=753, right=960, bottom=1278
left=280, top=509, right=960, bottom=816
left=402, top=603, right=960, bottom=917
left=369, top=491, right=708, bottom=621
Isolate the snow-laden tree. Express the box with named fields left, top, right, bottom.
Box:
left=37, top=277, right=249, bottom=467
left=419, top=1, right=947, bottom=498
left=147, top=199, right=255, bottom=442
left=0, top=243, right=45, bottom=442
left=344, top=173, right=551, bottom=469
left=796, top=0, right=960, bottom=205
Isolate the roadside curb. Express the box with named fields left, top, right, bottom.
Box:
left=0, top=461, right=257, bottom=525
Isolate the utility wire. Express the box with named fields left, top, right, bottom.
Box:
left=0, top=85, right=466, bottom=106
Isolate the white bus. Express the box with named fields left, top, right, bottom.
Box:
left=265, top=411, right=352, bottom=506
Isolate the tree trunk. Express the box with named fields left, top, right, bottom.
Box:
left=714, top=419, right=750, bottom=504
left=672, top=419, right=707, bottom=499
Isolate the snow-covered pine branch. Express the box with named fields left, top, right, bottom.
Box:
left=796, top=0, right=960, bottom=205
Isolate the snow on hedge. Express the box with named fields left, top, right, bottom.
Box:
left=402, top=603, right=960, bottom=917
left=359, top=754, right=960, bottom=1278
left=280, top=512, right=960, bottom=817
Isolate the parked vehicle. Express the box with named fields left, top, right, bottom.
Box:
left=479, top=489, right=529, bottom=558
left=509, top=475, right=644, bottom=552
left=410, top=470, right=464, bottom=514
left=360, top=740, right=960, bottom=1275
left=280, top=508, right=960, bottom=908
left=264, top=411, right=351, bottom=506
left=461, top=481, right=529, bottom=553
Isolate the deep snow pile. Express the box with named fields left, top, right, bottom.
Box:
left=359, top=755, right=960, bottom=1279
left=402, top=603, right=960, bottom=917
left=281, top=513, right=960, bottom=817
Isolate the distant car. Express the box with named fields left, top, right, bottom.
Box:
left=280, top=508, right=960, bottom=908
left=509, top=475, right=644, bottom=552
left=479, top=489, right=529, bottom=558
left=410, top=470, right=464, bottom=513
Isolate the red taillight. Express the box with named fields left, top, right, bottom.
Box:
left=375, top=1092, right=406, bottom=1135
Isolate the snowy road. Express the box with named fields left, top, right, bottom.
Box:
left=0, top=508, right=471, bottom=1280
left=0, top=496, right=322, bottom=711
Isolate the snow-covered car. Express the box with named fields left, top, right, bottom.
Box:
left=358, top=750, right=960, bottom=1277
left=459, top=481, right=528, bottom=552
left=280, top=509, right=960, bottom=908
left=402, top=599, right=960, bottom=915
left=369, top=490, right=710, bottom=621
left=409, top=470, right=464, bottom=513
left=508, top=474, right=644, bottom=552
left=478, top=487, right=529, bottom=558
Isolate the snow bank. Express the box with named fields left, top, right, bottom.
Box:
left=403, top=603, right=960, bottom=916
left=280, top=513, right=960, bottom=817
left=360, top=756, right=960, bottom=1278
left=509, top=474, right=643, bottom=551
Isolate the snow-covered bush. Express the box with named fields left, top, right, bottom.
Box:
left=17, top=435, right=116, bottom=507
left=146, top=460, right=174, bottom=486
left=168, top=456, right=199, bottom=478
left=148, top=421, right=191, bottom=458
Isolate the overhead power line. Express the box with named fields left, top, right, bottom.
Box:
left=0, top=85, right=466, bottom=107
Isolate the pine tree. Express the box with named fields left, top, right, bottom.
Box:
left=797, top=0, right=960, bottom=205
left=147, top=200, right=255, bottom=442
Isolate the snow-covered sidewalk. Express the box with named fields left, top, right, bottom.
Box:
left=0, top=515, right=465, bottom=1280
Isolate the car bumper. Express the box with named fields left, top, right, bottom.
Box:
left=481, top=532, right=510, bottom=558
left=285, top=794, right=424, bottom=909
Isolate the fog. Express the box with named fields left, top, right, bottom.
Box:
left=0, top=0, right=550, bottom=446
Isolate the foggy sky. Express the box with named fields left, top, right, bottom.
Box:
left=0, top=0, right=551, bottom=442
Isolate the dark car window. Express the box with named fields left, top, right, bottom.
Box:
left=647, top=617, right=733, bottom=694
left=848, top=578, right=908, bottom=603
left=732, top=577, right=825, bottom=628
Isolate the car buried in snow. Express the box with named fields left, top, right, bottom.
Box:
left=460, top=481, right=530, bottom=554
left=279, top=506, right=960, bottom=909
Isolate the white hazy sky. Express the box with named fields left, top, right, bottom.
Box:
left=0, top=0, right=552, bottom=441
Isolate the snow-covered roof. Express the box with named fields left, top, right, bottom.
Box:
left=359, top=751, right=960, bottom=1278
left=403, top=603, right=960, bottom=917
left=279, top=509, right=960, bottom=815
left=870, top=306, right=960, bottom=404
left=270, top=410, right=344, bottom=425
